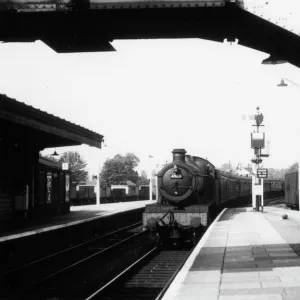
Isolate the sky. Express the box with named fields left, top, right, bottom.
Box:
left=0, top=34, right=299, bottom=177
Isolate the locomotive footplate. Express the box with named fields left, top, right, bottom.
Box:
left=143, top=211, right=208, bottom=227
left=143, top=203, right=213, bottom=231
left=145, top=210, right=201, bottom=245
left=144, top=203, right=214, bottom=213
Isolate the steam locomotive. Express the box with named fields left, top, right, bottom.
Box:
left=142, top=149, right=284, bottom=245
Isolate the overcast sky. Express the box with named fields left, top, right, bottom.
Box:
left=0, top=36, right=299, bottom=176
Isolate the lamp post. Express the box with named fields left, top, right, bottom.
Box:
left=96, top=141, right=107, bottom=206
left=277, top=77, right=300, bottom=210
left=148, top=155, right=158, bottom=202
left=96, top=167, right=101, bottom=206
left=148, top=155, right=153, bottom=202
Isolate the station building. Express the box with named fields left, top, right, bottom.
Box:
left=0, top=94, right=103, bottom=224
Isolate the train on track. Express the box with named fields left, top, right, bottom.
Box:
left=143, top=149, right=284, bottom=245
left=285, top=171, right=299, bottom=210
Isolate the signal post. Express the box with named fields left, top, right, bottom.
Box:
left=251, top=107, right=269, bottom=211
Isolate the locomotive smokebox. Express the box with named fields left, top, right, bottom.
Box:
left=172, top=149, right=186, bottom=162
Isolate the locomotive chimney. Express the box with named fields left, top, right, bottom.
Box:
left=172, top=149, right=186, bottom=162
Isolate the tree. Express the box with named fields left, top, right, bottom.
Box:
left=58, top=151, right=88, bottom=185
left=137, top=170, right=149, bottom=185
left=268, top=168, right=286, bottom=179
left=219, top=163, right=235, bottom=172
left=286, top=162, right=299, bottom=174
left=100, top=153, right=140, bottom=186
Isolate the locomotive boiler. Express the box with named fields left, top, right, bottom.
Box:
left=143, top=149, right=217, bottom=245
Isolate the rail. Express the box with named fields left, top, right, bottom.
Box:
left=85, top=247, right=193, bottom=300
left=39, top=226, right=147, bottom=282
left=1, top=222, right=145, bottom=295
left=85, top=247, right=158, bottom=300
left=2, top=221, right=142, bottom=276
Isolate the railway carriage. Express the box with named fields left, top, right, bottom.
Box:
left=285, top=172, right=298, bottom=209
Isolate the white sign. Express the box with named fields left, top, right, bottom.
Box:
left=257, top=168, right=268, bottom=178
left=62, top=163, right=69, bottom=170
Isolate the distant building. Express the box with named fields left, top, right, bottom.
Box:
left=111, top=181, right=136, bottom=195
left=86, top=179, right=97, bottom=186
left=235, top=164, right=252, bottom=177
left=244, top=167, right=253, bottom=174
left=78, top=179, right=97, bottom=191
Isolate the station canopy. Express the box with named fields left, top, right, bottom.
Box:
left=0, top=94, right=104, bottom=150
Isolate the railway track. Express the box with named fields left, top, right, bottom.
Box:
left=264, top=197, right=285, bottom=206
left=86, top=246, right=193, bottom=300
left=0, top=222, right=152, bottom=298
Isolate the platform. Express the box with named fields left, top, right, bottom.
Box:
left=163, top=206, right=300, bottom=300
left=0, top=200, right=154, bottom=242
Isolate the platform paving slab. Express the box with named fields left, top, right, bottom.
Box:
left=162, top=207, right=300, bottom=300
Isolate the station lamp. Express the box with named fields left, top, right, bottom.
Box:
left=277, top=78, right=299, bottom=88
left=51, top=150, right=59, bottom=156
left=277, top=79, right=288, bottom=87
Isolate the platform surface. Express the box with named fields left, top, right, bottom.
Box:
left=163, top=206, right=300, bottom=300
left=0, top=200, right=155, bottom=242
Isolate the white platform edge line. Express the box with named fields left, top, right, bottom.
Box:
left=162, top=207, right=228, bottom=300
left=0, top=206, right=145, bottom=243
